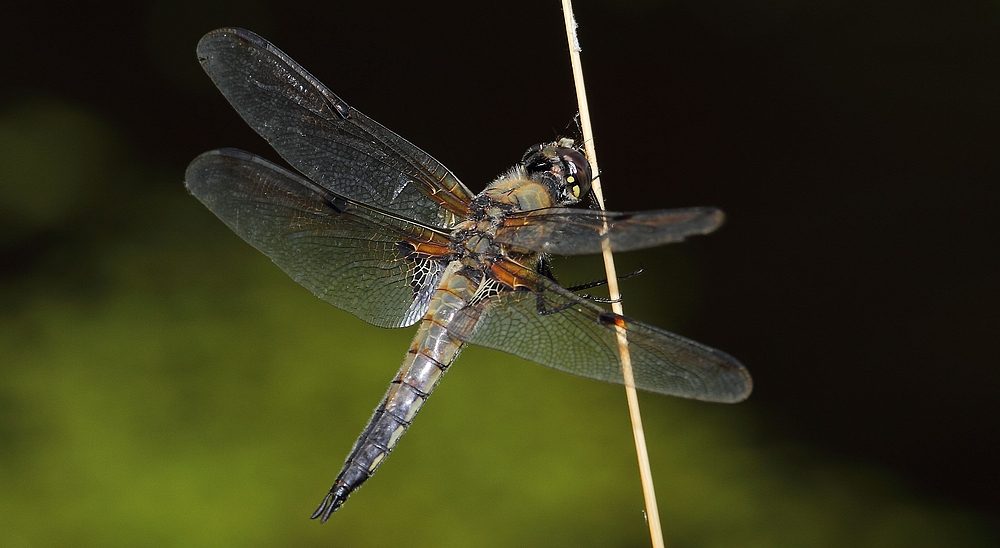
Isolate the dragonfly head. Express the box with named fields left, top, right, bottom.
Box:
left=521, top=140, right=593, bottom=206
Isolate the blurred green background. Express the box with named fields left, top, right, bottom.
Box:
left=1, top=0, right=998, bottom=546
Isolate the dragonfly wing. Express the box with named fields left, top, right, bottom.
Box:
left=495, top=207, right=724, bottom=255
left=452, top=262, right=750, bottom=403
left=196, top=28, right=475, bottom=229
left=185, top=148, right=452, bottom=328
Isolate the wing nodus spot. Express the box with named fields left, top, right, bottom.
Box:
left=598, top=311, right=628, bottom=328
left=330, top=98, right=351, bottom=119
left=326, top=194, right=349, bottom=214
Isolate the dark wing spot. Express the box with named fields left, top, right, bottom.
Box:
left=325, top=195, right=350, bottom=214
left=598, top=311, right=628, bottom=328
left=396, top=240, right=416, bottom=258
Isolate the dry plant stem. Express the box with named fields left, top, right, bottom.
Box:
left=559, top=2, right=665, bottom=547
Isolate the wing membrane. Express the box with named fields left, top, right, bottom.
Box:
left=196, top=28, right=475, bottom=229
left=495, top=207, right=724, bottom=255
left=453, top=262, right=751, bottom=402
left=185, top=148, right=451, bottom=328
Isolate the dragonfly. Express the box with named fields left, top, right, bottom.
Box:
left=185, top=28, right=752, bottom=522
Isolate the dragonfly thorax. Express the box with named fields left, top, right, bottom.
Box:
left=450, top=205, right=507, bottom=269
left=452, top=140, right=593, bottom=274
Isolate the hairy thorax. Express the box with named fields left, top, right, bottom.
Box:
left=450, top=172, right=555, bottom=274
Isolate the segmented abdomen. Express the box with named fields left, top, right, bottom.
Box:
left=312, top=264, right=482, bottom=521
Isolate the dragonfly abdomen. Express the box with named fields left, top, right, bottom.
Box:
left=312, top=264, right=481, bottom=521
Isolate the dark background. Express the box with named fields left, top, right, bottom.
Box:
left=2, top=0, right=997, bottom=545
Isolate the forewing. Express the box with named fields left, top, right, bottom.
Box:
left=495, top=207, right=724, bottom=255
left=185, top=148, right=451, bottom=328
left=196, top=28, right=475, bottom=229
left=453, top=264, right=751, bottom=402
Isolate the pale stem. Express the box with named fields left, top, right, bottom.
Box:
left=560, top=1, right=665, bottom=547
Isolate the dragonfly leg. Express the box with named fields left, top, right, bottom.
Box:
left=563, top=266, right=644, bottom=292
left=578, top=293, right=623, bottom=304
left=536, top=289, right=578, bottom=316
left=535, top=267, right=642, bottom=314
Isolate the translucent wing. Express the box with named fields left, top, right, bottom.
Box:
left=185, top=148, right=452, bottom=328
left=196, top=28, right=475, bottom=229
left=452, top=260, right=751, bottom=402
left=495, top=207, right=724, bottom=255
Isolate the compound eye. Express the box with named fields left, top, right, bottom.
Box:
left=559, top=147, right=592, bottom=200
left=521, top=143, right=544, bottom=161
